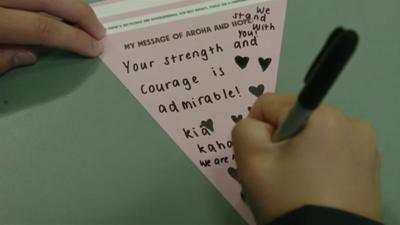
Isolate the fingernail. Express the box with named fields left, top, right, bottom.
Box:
left=100, top=25, right=107, bottom=37
left=95, top=22, right=107, bottom=39
left=14, top=52, right=36, bottom=66
left=92, top=40, right=104, bottom=56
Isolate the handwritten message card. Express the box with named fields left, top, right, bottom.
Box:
left=93, top=0, right=287, bottom=223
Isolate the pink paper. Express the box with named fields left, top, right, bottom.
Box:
left=95, top=0, right=287, bottom=223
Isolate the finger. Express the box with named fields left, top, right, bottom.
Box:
left=0, top=0, right=105, bottom=39
left=0, top=7, right=103, bottom=57
left=0, top=46, right=37, bottom=74
left=249, top=94, right=296, bottom=127
left=232, top=118, right=275, bottom=164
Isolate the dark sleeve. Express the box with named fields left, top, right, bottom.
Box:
left=268, top=205, right=383, bottom=225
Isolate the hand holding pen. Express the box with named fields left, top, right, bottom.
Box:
left=232, top=28, right=382, bottom=224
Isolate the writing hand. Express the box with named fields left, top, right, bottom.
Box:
left=232, top=94, right=381, bottom=224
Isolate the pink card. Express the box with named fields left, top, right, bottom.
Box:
left=93, top=0, right=287, bottom=223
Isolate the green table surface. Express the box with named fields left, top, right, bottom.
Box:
left=0, top=0, right=399, bottom=224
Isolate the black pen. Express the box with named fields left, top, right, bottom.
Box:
left=272, top=27, right=359, bottom=142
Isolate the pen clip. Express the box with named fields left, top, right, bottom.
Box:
left=304, top=27, right=347, bottom=84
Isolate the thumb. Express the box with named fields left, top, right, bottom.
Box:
left=249, top=94, right=296, bottom=128
left=0, top=47, right=37, bottom=75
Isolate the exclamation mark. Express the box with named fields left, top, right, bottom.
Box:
left=235, top=86, right=241, bottom=97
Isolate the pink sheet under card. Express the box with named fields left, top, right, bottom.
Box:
left=92, top=0, right=287, bottom=223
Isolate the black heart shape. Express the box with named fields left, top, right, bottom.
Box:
left=228, top=167, right=239, bottom=181
left=228, top=167, right=247, bottom=202
left=258, top=57, right=272, bottom=72
left=200, top=119, right=214, bottom=132
left=241, top=191, right=248, bottom=202
left=235, top=56, right=250, bottom=69
left=249, top=84, right=265, bottom=97
left=231, top=115, right=243, bottom=123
